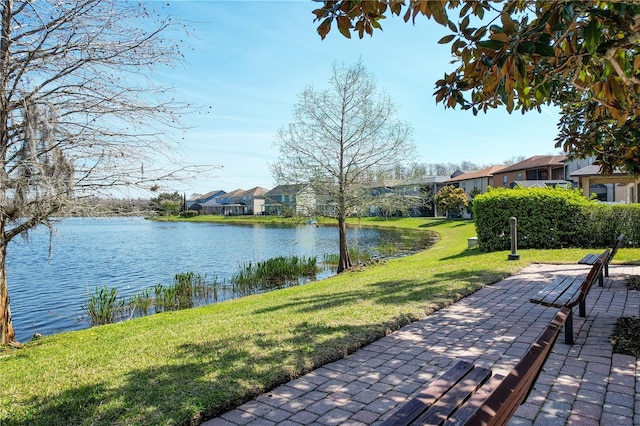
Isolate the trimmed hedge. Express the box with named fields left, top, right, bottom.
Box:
left=472, top=186, right=640, bottom=251
left=582, top=203, right=640, bottom=247
left=472, top=187, right=590, bottom=251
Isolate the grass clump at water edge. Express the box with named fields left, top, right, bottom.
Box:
left=231, top=255, right=318, bottom=295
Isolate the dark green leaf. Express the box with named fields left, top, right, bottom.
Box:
left=517, top=41, right=536, bottom=54
left=478, top=40, right=505, bottom=50
left=517, top=57, right=526, bottom=78
left=535, top=10, right=552, bottom=30
left=498, top=80, right=507, bottom=103
left=561, top=4, right=574, bottom=22
left=584, top=20, right=602, bottom=55
left=534, top=42, right=555, bottom=57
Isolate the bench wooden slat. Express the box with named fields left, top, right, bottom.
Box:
left=547, top=278, right=583, bottom=307
left=443, top=375, right=504, bottom=426
left=381, top=308, right=570, bottom=426
left=531, top=250, right=607, bottom=344
left=529, top=276, right=583, bottom=307
left=381, top=361, right=474, bottom=425
left=578, top=234, right=623, bottom=279
left=413, top=366, right=491, bottom=426
left=461, top=307, right=569, bottom=426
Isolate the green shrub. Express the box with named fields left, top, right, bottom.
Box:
left=179, top=210, right=198, bottom=218
left=472, top=186, right=590, bottom=251
left=582, top=203, right=640, bottom=247
left=473, top=186, right=640, bottom=251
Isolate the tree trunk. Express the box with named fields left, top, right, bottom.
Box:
left=0, top=230, right=16, bottom=345
left=337, top=216, right=352, bottom=273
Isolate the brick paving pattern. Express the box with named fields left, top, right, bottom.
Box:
left=203, top=264, right=640, bottom=426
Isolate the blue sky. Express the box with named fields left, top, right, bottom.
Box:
left=157, top=1, right=562, bottom=196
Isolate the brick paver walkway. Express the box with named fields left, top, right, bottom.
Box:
left=203, top=264, right=640, bottom=426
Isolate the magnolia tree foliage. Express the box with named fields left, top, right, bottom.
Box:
left=0, top=0, right=203, bottom=346
left=312, top=1, right=640, bottom=174
left=271, top=61, right=415, bottom=273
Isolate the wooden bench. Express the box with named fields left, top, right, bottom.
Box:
left=381, top=308, right=569, bottom=426
left=530, top=252, right=607, bottom=344
left=578, top=234, right=624, bottom=285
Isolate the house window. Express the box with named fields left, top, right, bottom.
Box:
left=473, top=180, right=478, bottom=189
left=503, top=176, right=507, bottom=187
left=461, top=182, right=466, bottom=190
left=517, top=172, right=522, bottom=181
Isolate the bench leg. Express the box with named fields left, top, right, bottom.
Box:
left=564, top=309, right=574, bottom=345
left=599, top=269, right=604, bottom=287
left=579, top=298, right=586, bottom=318
left=604, top=262, right=609, bottom=278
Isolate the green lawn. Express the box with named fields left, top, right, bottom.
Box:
left=1, top=217, right=637, bottom=425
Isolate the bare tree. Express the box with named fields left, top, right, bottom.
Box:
left=271, top=61, right=415, bottom=273
left=0, top=0, right=205, bottom=346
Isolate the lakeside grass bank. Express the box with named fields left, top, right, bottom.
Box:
left=1, top=217, right=638, bottom=425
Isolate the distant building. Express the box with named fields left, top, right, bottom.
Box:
left=445, top=165, right=508, bottom=218
left=186, top=190, right=226, bottom=211
left=570, top=163, right=640, bottom=203
left=199, top=187, right=269, bottom=215
left=492, top=155, right=568, bottom=188
left=264, top=184, right=316, bottom=216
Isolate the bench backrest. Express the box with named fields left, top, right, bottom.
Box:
left=581, top=250, right=607, bottom=291
left=461, top=307, right=570, bottom=426
left=610, top=234, right=625, bottom=260
left=566, top=250, right=607, bottom=309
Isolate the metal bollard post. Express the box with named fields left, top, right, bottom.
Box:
left=508, top=216, right=520, bottom=260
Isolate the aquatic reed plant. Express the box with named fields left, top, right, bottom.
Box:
left=231, top=256, right=318, bottom=294
left=173, top=272, right=196, bottom=310
left=193, top=275, right=219, bottom=303
left=323, top=246, right=373, bottom=265
left=130, top=288, right=153, bottom=316
left=84, top=273, right=222, bottom=327
left=154, top=272, right=210, bottom=312
left=83, top=285, right=125, bottom=326
left=374, top=242, right=399, bottom=256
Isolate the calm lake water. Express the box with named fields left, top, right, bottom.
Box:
left=7, top=217, right=427, bottom=342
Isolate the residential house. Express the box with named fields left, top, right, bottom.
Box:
left=445, top=165, right=508, bottom=218
left=570, top=163, right=640, bottom=203
left=264, top=184, right=316, bottom=216
left=200, top=187, right=269, bottom=215
left=492, top=155, right=568, bottom=188
left=446, top=165, right=508, bottom=195
left=186, top=190, right=226, bottom=211
left=224, top=187, right=268, bottom=215
left=369, top=176, right=453, bottom=217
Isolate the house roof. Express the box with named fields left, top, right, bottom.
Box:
left=403, top=176, right=451, bottom=185
left=569, top=164, right=633, bottom=177
left=221, top=188, right=245, bottom=198
left=497, top=155, right=566, bottom=173
left=446, top=165, right=508, bottom=183
left=515, top=180, right=570, bottom=188
left=266, top=184, right=307, bottom=196
left=241, top=186, right=269, bottom=197
left=187, top=189, right=225, bottom=202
